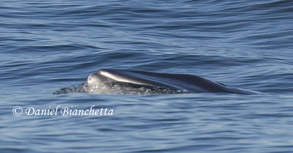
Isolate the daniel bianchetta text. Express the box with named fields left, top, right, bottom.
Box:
left=12, top=105, right=114, bottom=116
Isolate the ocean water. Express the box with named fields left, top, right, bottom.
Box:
left=1, top=0, right=293, bottom=152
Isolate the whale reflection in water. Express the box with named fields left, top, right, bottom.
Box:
left=53, top=69, right=257, bottom=95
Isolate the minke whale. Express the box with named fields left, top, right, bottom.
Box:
left=53, top=69, right=256, bottom=95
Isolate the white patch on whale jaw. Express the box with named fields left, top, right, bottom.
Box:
left=99, top=70, right=143, bottom=85
left=86, top=72, right=139, bottom=94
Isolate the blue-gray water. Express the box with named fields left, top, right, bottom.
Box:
left=1, top=0, right=293, bottom=152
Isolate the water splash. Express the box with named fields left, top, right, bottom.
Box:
left=53, top=82, right=188, bottom=95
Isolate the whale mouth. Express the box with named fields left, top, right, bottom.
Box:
left=53, top=69, right=257, bottom=95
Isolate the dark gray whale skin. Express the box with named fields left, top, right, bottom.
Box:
left=89, top=69, right=256, bottom=94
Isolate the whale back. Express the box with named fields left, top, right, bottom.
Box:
left=54, top=69, right=256, bottom=95
left=91, top=69, right=254, bottom=94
